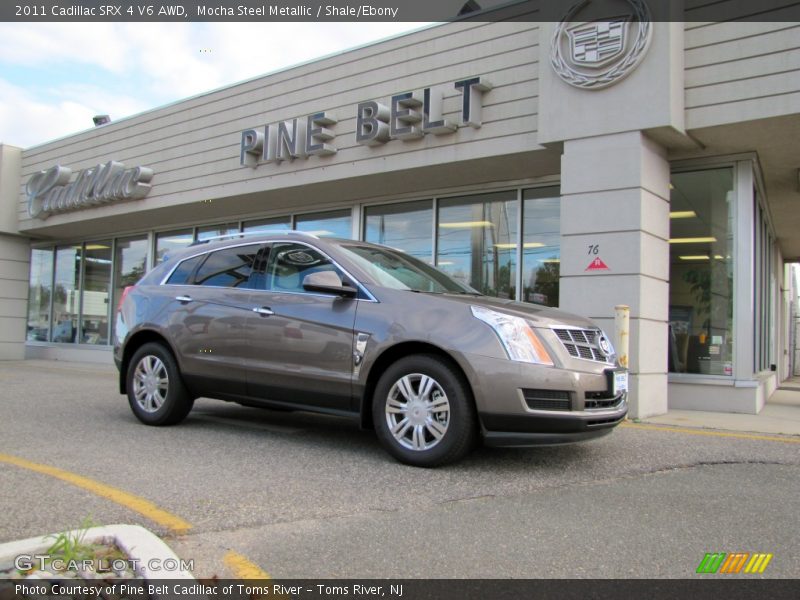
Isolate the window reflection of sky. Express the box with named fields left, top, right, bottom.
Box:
left=197, top=223, right=239, bottom=240
left=243, top=217, right=291, bottom=233
left=156, top=229, right=193, bottom=263
left=365, top=200, right=433, bottom=263
left=295, top=210, right=352, bottom=238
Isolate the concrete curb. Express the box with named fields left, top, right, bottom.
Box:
left=0, top=524, right=194, bottom=580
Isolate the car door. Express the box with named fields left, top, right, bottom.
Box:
left=167, top=242, right=264, bottom=398
left=245, top=241, right=358, bottom=412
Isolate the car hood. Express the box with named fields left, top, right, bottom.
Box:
left=371, top=288, right=600, bottom=330
left=447, top=294, right=598, bottom=329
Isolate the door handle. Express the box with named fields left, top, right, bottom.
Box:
left=252, top=306, right=274, bottom=317
left=175, top=295, right=193, bottom=303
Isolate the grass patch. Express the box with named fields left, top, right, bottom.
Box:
left=16, top=517, right=128, bottom=576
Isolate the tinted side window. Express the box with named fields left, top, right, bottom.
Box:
left=194, top=245, right=261, bottom=288
left=165, top=254, right=204, bottom=285
left=267, top=243, right=342, bottom=293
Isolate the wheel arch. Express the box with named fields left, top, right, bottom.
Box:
left=119, top=330, right=180, bottom=395
left=358, top=341, right=475, bottom=430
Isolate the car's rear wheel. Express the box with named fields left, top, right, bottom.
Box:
left=127, top=342, right=193, bottom=426
left=372, top=354, right=477, bottom=467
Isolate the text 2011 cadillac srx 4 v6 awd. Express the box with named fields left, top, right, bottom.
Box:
left=114, top=231, right=627, bottom=467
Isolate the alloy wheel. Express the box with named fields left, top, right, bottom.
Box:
left=384, top=373, right=451, bottom=451
left=132, top=355, right=170, bottom=413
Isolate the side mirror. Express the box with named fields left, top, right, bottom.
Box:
left=302, top=271, right=357, bottom=298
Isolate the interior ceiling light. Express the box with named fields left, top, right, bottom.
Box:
left=679, top=255, right=710, bottom=261
left=493, top=242, right=546, bottom=249
left=669, top=211, right=696, bottom=219
left=439, top=221, right=494, bottom=228
left=669, top=237, right=717, bottom=244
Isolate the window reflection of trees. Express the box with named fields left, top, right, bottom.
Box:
left=437, top=193, right=517, bottom=299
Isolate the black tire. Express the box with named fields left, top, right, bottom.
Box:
left=126, top=342, right=193, bottom=426
left=372, top=354, right=477, bottom=467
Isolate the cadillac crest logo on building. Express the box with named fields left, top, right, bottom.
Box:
left=551, top=0, right=652, bottom=89
left=568, top=18, right=627, bottom=66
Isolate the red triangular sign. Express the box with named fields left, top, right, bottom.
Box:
left=585, top=257, right=610, bottom=271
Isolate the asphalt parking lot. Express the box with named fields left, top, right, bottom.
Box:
left=1, top=360, right=798, bottom=578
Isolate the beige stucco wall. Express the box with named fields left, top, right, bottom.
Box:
left=684, top=21, right=800, bottom=129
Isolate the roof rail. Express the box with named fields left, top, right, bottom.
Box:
left=189, top=230, right=319, bottom=246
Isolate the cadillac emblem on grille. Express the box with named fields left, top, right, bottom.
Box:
left=596, top=333, right=613, bottom=358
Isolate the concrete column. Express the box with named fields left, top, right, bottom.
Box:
left=0, top=144, right=28, bottom=360
left=559, top=131, right=670, bottom=418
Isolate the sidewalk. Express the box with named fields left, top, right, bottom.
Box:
left=640, top=381, right=800, bottom=436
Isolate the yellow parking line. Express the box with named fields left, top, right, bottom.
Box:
left=0, top=452, right=274, bottom=577
left=223, top=551, right=272, bottom=579
left=621, top=422, right=800, bottom=444
left=0, top=452, right=192, bottom=534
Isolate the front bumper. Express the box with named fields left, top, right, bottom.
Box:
left=481, top=399, right=627, bottom=447
left=455, top=351, right=628, bottom=447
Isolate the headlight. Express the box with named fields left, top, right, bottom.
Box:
left=471, top=306, right=553, bottom=366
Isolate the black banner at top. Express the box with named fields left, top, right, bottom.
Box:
left=3, top=0, right=800, bottom=22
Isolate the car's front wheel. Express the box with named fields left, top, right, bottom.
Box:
left=372, top=354, right=477, bottom=467
left=127, top=342, right=193, bottom=426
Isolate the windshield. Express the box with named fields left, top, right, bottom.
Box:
left=339, top=244, right=480, bottom=294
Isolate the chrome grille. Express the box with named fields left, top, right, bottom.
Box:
left=552, top=328, right=612, bottom=363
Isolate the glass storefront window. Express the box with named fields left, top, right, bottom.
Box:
left=243, top=216, right=291, bottom=233
left=364, top=200, right=433, bottom=263
left=113, top=236, right=148, bottom=339
left=437, top=191, right=518, bottom=298
left=52, top=245, right=81, bottom=343
left=27, top=248, right=53, bottom=342
left=196, top=223, right=239, bottom=241
left=80, top=241, right=112, bottom=345
left=668, top=168, right=735, bottom=376
left=522, top=187, right=560, bottom=307
left=156, top=229, right=193, bottom=263
left=24, top=189, right=562, bottom=345
left=754, top=194, right=776, bottom=373
left=295, top=210, right=352, bottom=238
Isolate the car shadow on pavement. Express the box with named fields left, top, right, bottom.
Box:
left=179, top=398, right=601, bottom=474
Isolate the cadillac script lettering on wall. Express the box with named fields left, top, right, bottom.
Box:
left=551, top=0, right=652, bottom=90
left=27, top=162, right=154, bottom=219
left=240, top=77, right=492, bottom=168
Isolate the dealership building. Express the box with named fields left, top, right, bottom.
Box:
left=0, top=7, right=799, bottom=418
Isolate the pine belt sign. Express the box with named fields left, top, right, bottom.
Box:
left=239, top=76, right=492, bottom=168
